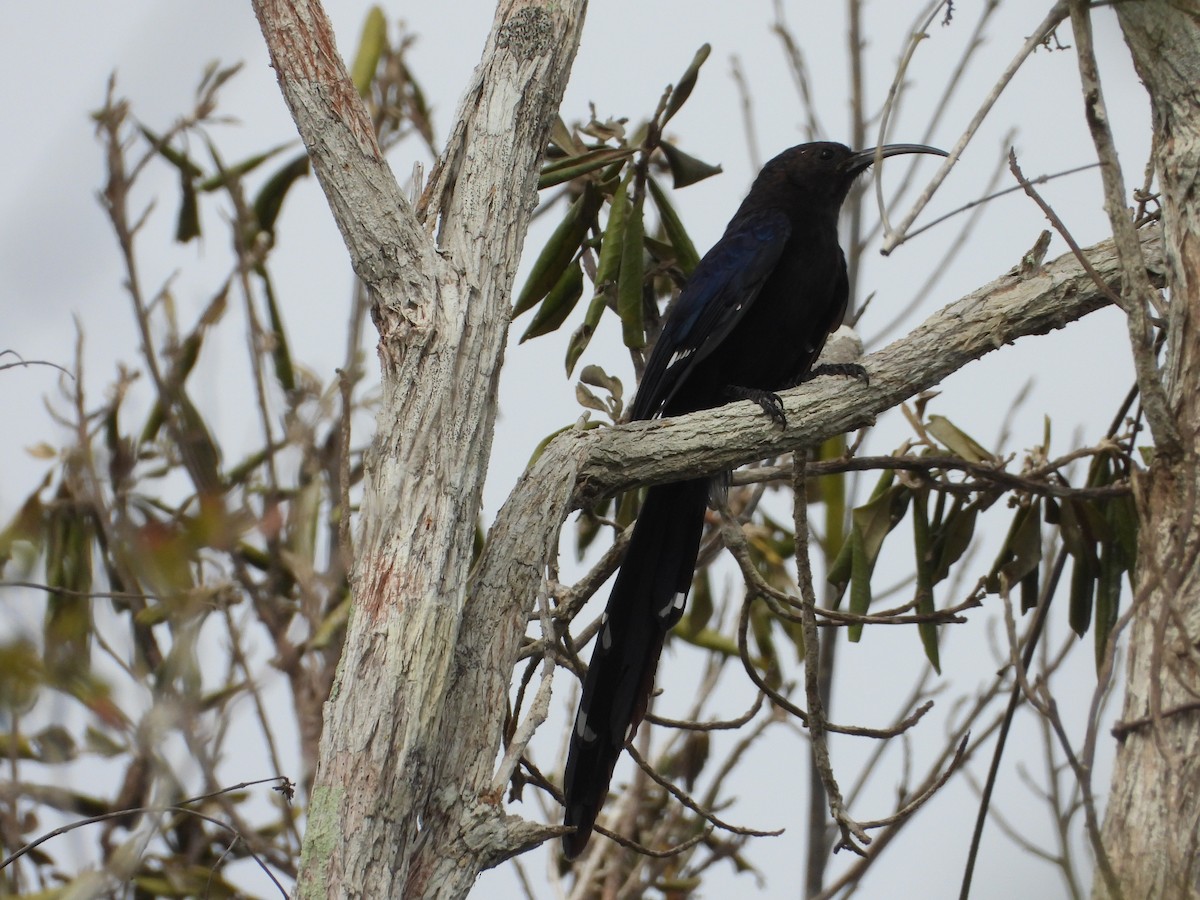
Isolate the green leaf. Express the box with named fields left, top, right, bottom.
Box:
left=926, top=415, right=996, bottom=463
left=617, top=188, right=646, bottom=349
left=513, top=185, right=600, bottom=316
left=660, top=141, right=723, bottom=188
left=257, top=268, right=296, bottom=392
left=0, top=481, right=47, bottom=574
left=564, top=291, right=609, bottom=376
left=350, top=5, right=389, bottom=97
left=197, top=140, right=294, bottom=193
left=138, top=124, right=202, bottom=178
left=44, top=487, right=94, bottom=678
left=930, top=500, right=979, bottom=584
left=986, top=500, right=1042, bottom=595
left=830, top=471, right=911, bottom=641
left=520, top=259, right=584, bottom=342
left=595, top=172, right=633, bottom=292
left=176, top=169, right=201, bottom=243
left=1094, top=538, right=1121, bottom=670
left=1068, top=553, right=1095, bottom=638
left=662, top=44, right=712, bottom=125
left=647, top=177, right=700, bottom=275
left=253, top=152, right=312, bottom=237
left=539, top=147, right=635, bottom=190
left=911, top=490, right=941, bottom=672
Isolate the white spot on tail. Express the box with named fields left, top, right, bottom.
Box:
left=658, top=591, right=688, bottom=620
left=574, top=710, right=596, bottom=743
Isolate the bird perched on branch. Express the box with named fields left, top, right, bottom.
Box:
left=562, top=141, right=947, bottom=859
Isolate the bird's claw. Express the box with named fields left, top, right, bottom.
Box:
left=728, top=386, right=788, bottom=427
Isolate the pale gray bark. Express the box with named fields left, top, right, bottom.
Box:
left=1097, top=3, right=1200, bottom=898
left=251, top=1, right=586, bottom=897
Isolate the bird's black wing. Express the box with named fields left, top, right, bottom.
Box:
left=631, top=208, right=791, bottom=420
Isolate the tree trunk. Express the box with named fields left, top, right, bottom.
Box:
left=251, top=1, right=586, bottom=897
left=1099, top=4, right=1200, bottom=897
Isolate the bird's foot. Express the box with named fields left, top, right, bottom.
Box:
left=800, top=362, right=869, bottom=386
left=727, top=386, right=787, bottom=427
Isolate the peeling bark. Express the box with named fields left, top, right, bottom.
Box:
left=1097, top=4, right=1200, bottom=898
left=252, top=2, right=587, bottom=897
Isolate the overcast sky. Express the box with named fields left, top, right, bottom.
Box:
left=0, top=2, right=1154, bottom=897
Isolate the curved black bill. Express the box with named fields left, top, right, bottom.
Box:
left=843, top=143, right=948, bottom=176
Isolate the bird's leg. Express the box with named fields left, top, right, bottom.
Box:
left=797, top=362, right=869, bottom=385
left=726, top=385, right=787, bottom=427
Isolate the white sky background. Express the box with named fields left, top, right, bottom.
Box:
left=0, top=1, right=1153, bottom=897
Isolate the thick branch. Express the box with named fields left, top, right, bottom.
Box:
left=460, top=227, right=1163, bottom=864
left=570, top=226, right=1164, bottom=505
left=250, top=0, right=437, bottom=306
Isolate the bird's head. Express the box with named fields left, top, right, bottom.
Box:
left=751, top=141, right=947, bottom=216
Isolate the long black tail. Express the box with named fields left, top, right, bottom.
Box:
left=562, top=478, right=710, bottom=859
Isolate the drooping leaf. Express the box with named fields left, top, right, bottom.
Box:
left=647, top=176, right=700, bottom=275
left=662, top=44, right=712, bottom=125
left=257, top=267, right=296, bottom=392
left=986, top=499, right=1042, bottom=597
left=595, top=172, right=632, bottom=293
left=141, top=332, right=204, bottom=444
left=0, top=480, right=47, bottom=573
left=660, top=141, right=723, bottom=189
left=617, top=188, right=646, bottom=349
left=1094, top=536, right=1121, bottom=670
left=350, top=6, right=389, bottom=97
left=176, top=169, right=200, bottom=242
left=44, top=486, right=94, bottom=679
left=911, top=489, right=941, bottom=672
left=513, top=184, right=600, bottom=315
left=930, top=499, right=979, bottom=584
left=565, top=291, right=609, bottom=376
left=829, top=470, right=911, bottom=641
left=253, top=152, right=312, bottom=237
left=1068, top=552, right=1096, bottom=638
left=520, top=259, right=584, bottom=342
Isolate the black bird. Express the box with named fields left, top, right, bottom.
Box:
left=561, top=141, right=947, bottom=859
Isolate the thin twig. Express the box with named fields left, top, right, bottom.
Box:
left=880, top=2, right=1070, bottom=254
left=792, top=458, right=870, bottom=855
left=1066, top=0, right=1178, bottom=457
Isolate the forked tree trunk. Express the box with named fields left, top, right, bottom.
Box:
left=1098, top=4, right=1200, bottom=897
left=251, top=2, right=586, bottom=897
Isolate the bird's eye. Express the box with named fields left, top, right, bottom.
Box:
left=819, top=148, right=834, bottom=160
